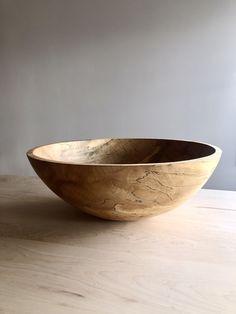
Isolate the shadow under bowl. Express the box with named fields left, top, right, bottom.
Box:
left=27, top=138, right=221, bottom=221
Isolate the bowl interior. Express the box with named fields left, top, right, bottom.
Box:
left=30, top=139, right=216, bottom=165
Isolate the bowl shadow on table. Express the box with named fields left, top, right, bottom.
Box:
left=0, top=194, right=137, bottom=245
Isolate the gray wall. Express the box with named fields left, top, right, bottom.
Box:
left=0, top=0, right=236, bottom=190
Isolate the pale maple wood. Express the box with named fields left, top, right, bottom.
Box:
left=0, top=176, right=236, bottom=314
left=27, top=138, right=221, bottom=220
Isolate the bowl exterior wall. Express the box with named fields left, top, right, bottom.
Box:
left=28, top=154, right=221, bottom=221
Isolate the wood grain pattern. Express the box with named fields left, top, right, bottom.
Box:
left=0, top=176, right=236, bottom=314
left=27, top=139, right=221, bottom=220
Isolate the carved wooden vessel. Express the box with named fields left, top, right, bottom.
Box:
left=27, top=139, right=221, bottom=221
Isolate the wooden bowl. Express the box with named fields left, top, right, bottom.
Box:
left=27, top=138, right=221, bottom=221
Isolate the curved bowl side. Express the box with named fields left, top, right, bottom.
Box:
left=27, top=149, right=221, bottom=221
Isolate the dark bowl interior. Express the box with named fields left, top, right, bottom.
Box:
left=31, top=138, right=216, bottom=165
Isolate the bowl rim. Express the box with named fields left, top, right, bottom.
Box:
left=26, top=138, right=222, bottom=167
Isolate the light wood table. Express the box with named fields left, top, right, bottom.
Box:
left=0, top=176, right=236, bottom=314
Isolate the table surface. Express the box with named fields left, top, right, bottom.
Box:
left=0, top=176, right=236, bottom=314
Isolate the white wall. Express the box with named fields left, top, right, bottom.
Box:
left=0, top=0, right=236, bottom=190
